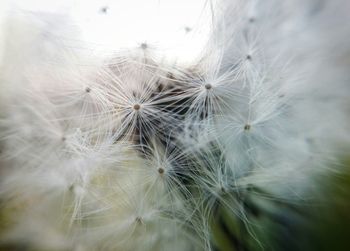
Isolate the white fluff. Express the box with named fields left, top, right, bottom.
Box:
left=0, top=0, right=349, bottom=250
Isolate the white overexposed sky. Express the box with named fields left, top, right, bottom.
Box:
left=0, top=0, right=213, bottom=65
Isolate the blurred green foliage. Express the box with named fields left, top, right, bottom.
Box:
left=211, top=157, right=350, bottom=251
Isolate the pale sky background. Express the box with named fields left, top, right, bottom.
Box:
left=0, top=0, right=213, bottom=65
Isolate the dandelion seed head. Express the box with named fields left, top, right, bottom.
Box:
left=1, top=0, right=350, bottom=250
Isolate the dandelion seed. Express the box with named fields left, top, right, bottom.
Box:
left=158, top=167, right=165, bottom=174
left=244, top=124, right=251, bottom=131
left=135, top=216, right=144, bottom=225
left=133, top=103, right=141, bottom=111
left=220, top=186, right=226, bottom=193
left=184, top=26, right=192, bottom=33
left=140, top=43, right=148, bottom=50
left=100, top=6, right=108, bottom=14
left=204, top=83, right=212, bottom=90
left=249, top=17, right=255, bottom=23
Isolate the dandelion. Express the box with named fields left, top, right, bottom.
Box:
left=1, top=0, right=350, bottom=251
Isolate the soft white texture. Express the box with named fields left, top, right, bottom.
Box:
left=0, top=0, right=350, bottom=250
